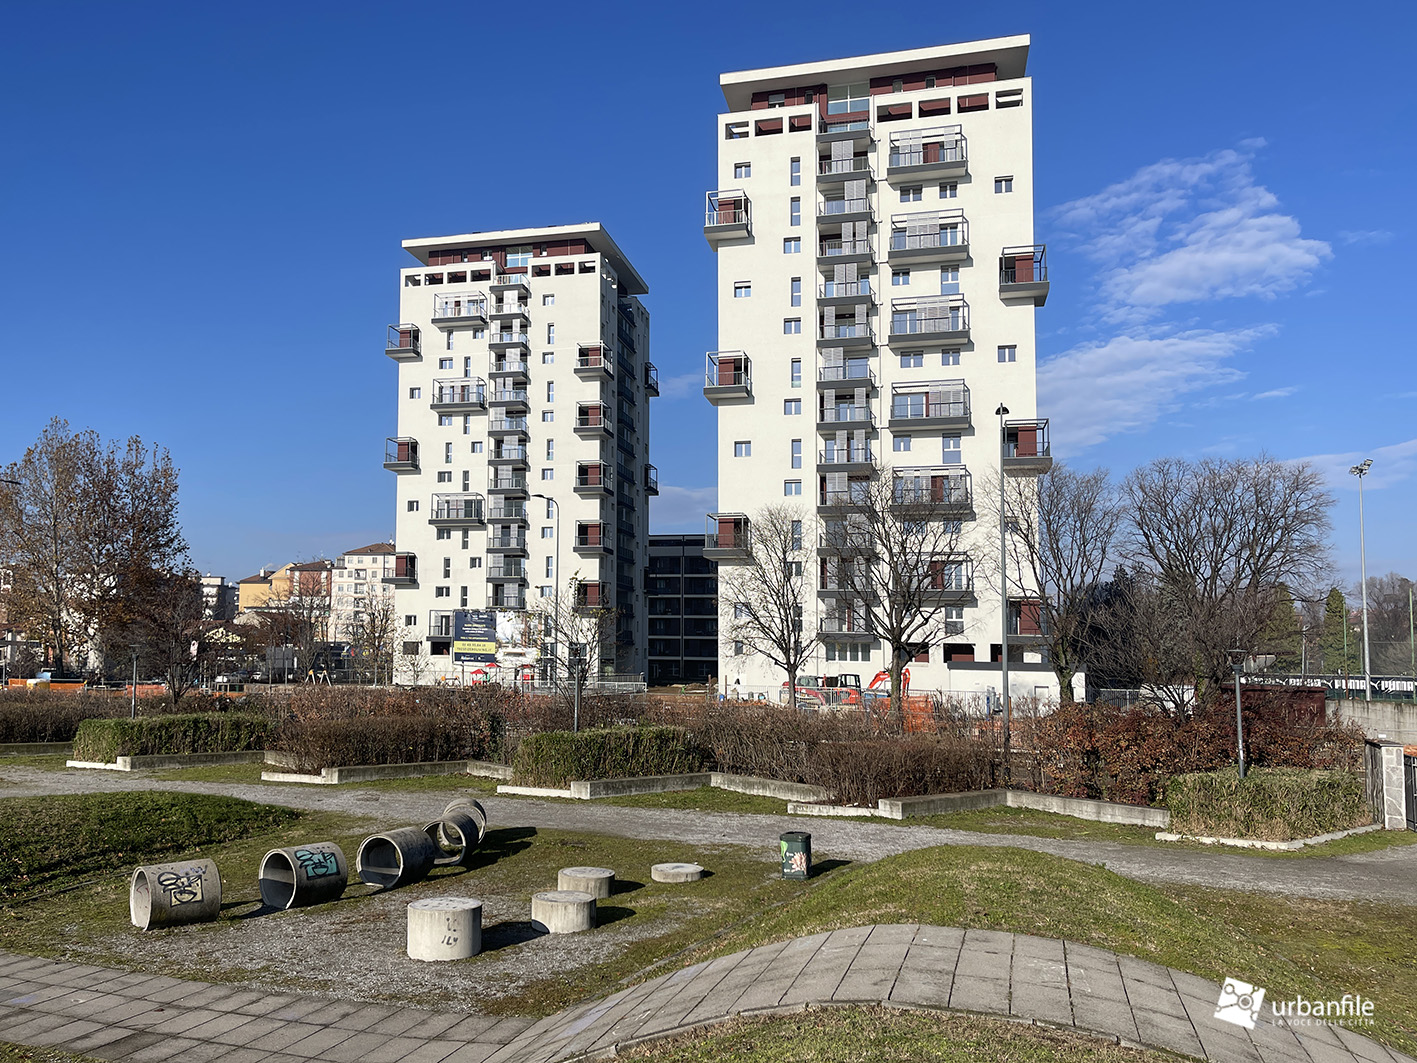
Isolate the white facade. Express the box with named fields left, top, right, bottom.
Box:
left=386, top=223, right=656, bottom=682
left=330, top=542, right=395, bottom=642
left=705, top=36, right=1059, bottom=701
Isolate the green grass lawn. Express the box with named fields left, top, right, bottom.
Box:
left=618, top=1007, right=1184, bottom=1063
left=0, top=755, right=72, bottom=771
left=0, top=1045, right=104, bottom=1063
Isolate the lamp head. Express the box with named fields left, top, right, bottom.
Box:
left=995, top=404, right=1009, bottom=417
left=1349, top=459, right=1373, bottom=477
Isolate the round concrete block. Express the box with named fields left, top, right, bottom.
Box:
left=651, top=862, right=705, bottom=884
left=558, top=866, right=614, bottom=899
left=407, top=897, right=482, bottom=961
left=130, top=859, right=222, bottom=930
left=530, top=889, right=596, bottom=934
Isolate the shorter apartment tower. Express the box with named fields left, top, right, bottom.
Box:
left=385, top=224, right=657, bottom=682
left=330, top=542, right=396, bottom=643
left=646, top=535, right=719, bottom=686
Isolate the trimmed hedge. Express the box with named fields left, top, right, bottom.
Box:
left=72, top=713, right=272, bottom=762
left=1164, top=767, right=1371, bottom=841
left=512, top=726, right=710, bottom=787
left=271, top=715, right=502, bottom=773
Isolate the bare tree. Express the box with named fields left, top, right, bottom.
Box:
left=1122, top=455, right=1333, bottom=702
left=719, top=504, right=816, bottom=703
left=531, top=577, right=620, bottom=724
left=344, top=585, right=399, bottom=684
left=998, top=463, right=1123, bottom=705
left=132, top=569, right=208, bottom=704
left=834, top=462, right=975, bottom=724
left=1354, top=572, right=1416, bottom=676
left=260, top=563, right=332, bottom=681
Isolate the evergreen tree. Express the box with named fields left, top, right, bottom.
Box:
left=1320, top=587, right=1358, bottom=676
left=1259, top=583, right=1303, bottom=671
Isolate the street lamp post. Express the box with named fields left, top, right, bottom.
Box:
left=995, top=403, right=1010, bottom=784
left=1349, top=459, right=1373, bottom=702
left=531, top=492, right=561, bottom=693
left=1227, top=646, right=1247, bottom=780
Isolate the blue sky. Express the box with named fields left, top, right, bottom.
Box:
left=1, top=0, right=1412, bottom=588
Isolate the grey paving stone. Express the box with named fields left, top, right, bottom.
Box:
left=146, top=1007, right=227, bottom=1035
left=1072, top=993, right=1142, bottom=1043
left=267, top=997, right=335, bottom=1022
left=4, top=1010, right=83, bottom=1040
left=439, top=1044, right=500, bottom=1063
left=962, top=928, right=1014, bottom=954
left=948, top=974, right=1010, bottom=1014
left=1124, top=979, right=1191, bottom=1020
left=1014, top=954, right=1070, bottom=990
left=296, top=999, right=368, bottom=1026
left=143, top=981, right=218, bottom=1005
left=312, top=1030, right=393, bottom=1059
left=85, top=996, right=173, bottom=1026
left=864, top=924, right=919, bottom=944
left=181, top=1011, right=261, bottom=1040
left=357, top=1037, right=431, bottom=1063
left=728, top=976, right=796, bottom=1014
left=5, top=983, right=75, bottom=1007
left=1132, top=1010, right=1206, bottom=1059
left=88, top=1031, right=169, bottom=1060
left=247, top=1020, right=328, bottom=1052
left=954, top=949, right=1009, bottom=981
left=407, top=1011, right=475, bottom=1039
left=160, top=984, right=235, bottom=1010
left=330, top=1003, right=400, bottom=1031
left=1014, top=934, right=1068, bottom=961
left=61, top=1023, right=143, bottom=1053
left=1118, top=955, right=1178, bottom=991
left=119, top=1034, right=208, bottom=1062
left=1192, top=1021, right=1267, bottom=1063
left=888, top=969, right=954, bottom=1007
left=235, top=993, right=310, bottom=1017
left=1011, top=982, right=1073, bottom=1026
left=832, top=967, right=898, bottom=1002
left=778, top=956, right=853, bottom=1006
left=210, top=1015, right=293, bottom=1047
left=1332, top=1026, right=1399, bottom=1063
left=1302, top=1041, right=1368, bottom=1063
left=366, top=1009, right=437, bottom=1036
left=1066, top=963, right=1129, bottom=1004
left=283, top=1025, right=356, bottom=1058
left=849, top=941, right=911, bottom=970
left=901, top=942, right=961, bottom=975
left=399, top=1039, right=464, bottom=1063
left=439, top=1014, right=500, bottom=1041
left=210, top=1048, right=276, bottom=1063
left=25, top=1018, right=105, bottom=1046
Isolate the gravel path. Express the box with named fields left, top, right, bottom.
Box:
left=3, top=766, right=1413, bottom=905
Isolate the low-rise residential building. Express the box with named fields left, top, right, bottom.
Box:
left=330, top=542, right=397, bottom=643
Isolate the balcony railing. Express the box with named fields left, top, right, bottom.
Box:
left=925, top=559, right=973, bottom=596
left=819, top=279, right=872, bottom=300
left=818, top=156, right=873, bottom=178
left=383, top=437, right=418, bottom=470
left=889, top=382, right=970, bottom=426
left=818, top=196, right=870, bottom=218
left=490, top=357, right=529, bottom=376
left=705, top=190, right=751, bottom=241
left=1003, top=419, right=1053, bottom=475
left=644, top=463, right=659, bottom=494
left=704, top=351, right=751, bottom=402
left=490, top=330, right=529, bottom=346
left=490, top=444, right=528, bottom=462
left=818, top=237, right=874, bottom=259
left=488, top=502, right=527, bottom=521
left=430, top=378, right=486, bottom=409
left=487, top=561, right=526, bottom=580
left=487, top=532, right=527, bottom=551
left=575, top=344, right=613, bottom=375
left=488, top=417, right=529, bottom=434
left=818, top=447, right=874, bottom=466
left=491, top=273, right=531, bottom=291
left=428, top=611, right=453, bottom=638
left=889, top=296, right=969, bottom=341
left=575, top=463, right=614, bottom=491
left=644, top=361, right=659, bottom=395
left=575, top=403, right=611, bottom=431
left=889, top=210, right=968, bottom=258
left=817, top=363, right=876, bottom=386
left=886, top=126, right=968, bottom=177
left=1000, top=244, right=1050, bottom=306
left=383, top=554, right=417, bottom=585
left=574, top=581, right=610, bottom=609
left=818, top=322, right=875, bottom=344
left=819, top=116, right=871, bottom=136
left=819, top=615, right=874, bottom=637
left=490, top=589, right=526, bottom=610
left=489, top=472, right=528, bottom=492
left=430, top=493, right=485, bottom=524
left=386, top=324, right=420, bottom=359
left=818, top=404, right=875, bottom=426
left=575, top=522, right=610, bottom=550
left=489, top=300, right=529, bottom=319
left=432, top=292, right=487, bottom=323
left=489, top=388, right=530, bottom=406
left=892, top=468, right=972, bottom=507
left=704, top=513, right=751, bottom=556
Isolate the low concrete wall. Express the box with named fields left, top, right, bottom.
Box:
left=497, top=784, right=575, bottom=798
left=260, top=758, right=514, bottom=785
left=788, top=802, right=878, bottom=817
left=877, top=789, right=1009, bottom=820
left=0, top=741, right=74, bottom=756
left=569, top=773, right=712, bottom=799
left=1336, top=699, right=1417, bottom=744
left=1007, top=790, right=1171, bottom=829
left=67, top=750, right=266, bottom=772
left=711, top=772, right=832, bottom=803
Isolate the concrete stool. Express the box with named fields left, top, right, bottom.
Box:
left=651, top=862, right=705, bottom=883
left=531, top=890, right=596, bottom=933
left=407, top=897, right=482, bottom=961
left=558, top=866, right=614, bottom=899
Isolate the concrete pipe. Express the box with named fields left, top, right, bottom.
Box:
left=558, top=866, right=615, bottom=899
left=130, top=859, right=222, bottom=931
left=407, top=897, right=483, bottom=961
left=441, top=797, right=487, bottom=844
left=258, top=842, right=348, bottom=909
left=530, top=889, right=596, bottom=934
left=356, top=827, right=438, bottom=889
left=422, top=808, right=484, bottom=868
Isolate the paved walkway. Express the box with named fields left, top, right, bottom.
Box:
left=1, top=767, right=1414, bottom=904
left=2, top=927, right=1412, bottom=1063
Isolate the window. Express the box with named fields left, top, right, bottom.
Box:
left=900, top=351, right=923, bottom=368
left=790, top=358, right=802, bottom=387
left=826, top=82, right=868, bottom=115
left=439, top=357, right=453, bottom=369
left=435, top=586, right=450, bottom=598
left=733, top=602, right=750, bottom=619
left=942, top=348, right=961, bottom=366
left=443, top=557, right=451, bottom=578
left=943, top=606, right=964, bottom=635
left=995, top=176, right=1014, bottom=193
left=471, top=440, right=484, bottom=453
left=943, top=436, right=962, bottom=464
left=785, top=560, right=803, bottom=576
left=542, top=351, right=555, bottom=364
left=541, top=468, right=554, bottom=481
left=791, top=439, right=802, bottom=468
left=436, top=528, right=451, bottom=540
left=405, top=615, right=417, bottom=627
left=734, top=281, right=751, bottom=298
left=734, top=441, right=751, bottom=457
left=790, top=277, right=802, bottom=306
left=506, top=245, right=532, bottom=267
left=542, top=293, right=555, bottom=305
left=545, top=557, right=555, bottom=578
left=438, top=414, right=453, bottom=427
left=539, top=585, right=554, bottom=598
left=733, top=640, right=744, bottom=656
left=783, top=317, right=801, bottom=334
left=546, top=381, right=555, bottom=401
left=463, top=356, right=472, bottom=374
left=783, top=237, right=801, bottom=254
left=469, top=557, right=482, bottom=568
left=900, top=186, right=922, bottom=203
left=790, top=520, right=802, bottom=549
left=407, top=500, right=420, bottom=512
left=408, top=387, right=421, bottom=399
left=546, top=500, right=556, bottom=519
left=893, top=435, right=912, bottom=452
left=784, top=480, right=802, bottom=496
left=726, top=122, right=747, bottom=139
left=546, top=323, right=555, bottom=343
left=541, top=526, right=554, bottom=539
left=545, top=439, right=554, bottom=459
left=789, top=197, right=800, bottom=226
left=940, top=267, right=959, bottom=295
left=437, top=470, right=453, bottom=483
left=460, top=586, right=468, bottom=607
left=892, top=269, right=911, bottom=286
left=784, top=399, right=802, bottom=415
left=463, top=414, right=471, bottom=435
left=790, top=157, right=801, bottom=186
left=734, top=162, right=751, bottom=179
left=541, top=410, right=554, bottom=422
left=940, top=181, right=957, bottom=198
left=444, top=442, right=453, bottom=462
left=998, top=345, right=1017, bottom=363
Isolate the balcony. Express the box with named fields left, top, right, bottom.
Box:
left=488, top=443, right=528, bottom=467
left=817, top=321, right=875, bottom=350
left=817, top=446, right=874, bottom=474
left=574, top=402, right=612, bottom=437
left=1008, top=598, right=1045, bottom=640
left=816, top=195, right=872, bottom=227
left=431, top=292, right=488, bottom=329
left=489, top=330, right=529, bottom=351
left=428, top=610, right=453, bottom=639
left=703, top=351, right=751, bottom=404
left=575, top=462, right=614, bottom=496
left=888, top=210, right=969, bottom=265
left=430, top=377, right=486, bottom=412
left=644, top=361, right=660, bottom=396
left=818, top=524, right=874, bottom=557
left=487, top=561, right=527, bottom=583
left=819, top=614, right=875, bottom=641
left=1000, top=245, right=1050, bottom=306
left=489, top=272, right=531, bottom=296
left=923, top=558, right=974, bottom=604
left=644, top=463, right=659, bottom=495
left=892, top=468, right=973, bottom=516
left=489, top=356, right=529, bottom=381
left=574, top=581, right=610, bottom=611
left=489, top=586, right=526, bottom=610
left=383, top=436, right=418, bottom=472
left=488, top=501, right=527, bottom=522
left=575, top=522, right=611, bottom=555
left=382, top=553, right=417, bottom=586
left=816, top=236, right=874, bottom=267
left=817, top=361, right=877, bottom=389
left=489, top=298, right=528, bottom=322
left=1003, top=419, right=1053, bottom=476
left=886, top=126, right=968, bottom=182
left=703, top=513, right=751, bottom=560
left=818, top=279, right=874, bottom=306
left=574, top=343, right=614, bottom=381
left=488, top=416, right=529, bottom=437
left=888, top=296, right=969, bottom=346
left=487, top=531, right=528, bottom=554
left=488, top=471, right=528, bottom=496
left=429, top=493, right=485, bottom=527
left=817, top=115, right=873, bottom=144
left=817, top=404, right=875, bottom=431
left=817, top=155, right=874, bottom=183
left=889, top=381, right=971, bottom=430
left=385, top=324, right=420, bottom=361
left=704, top=189, right=751, bottom=245
left=819, top=479, right=873, bottom=512
left=489, top=387, right=530, bottom=411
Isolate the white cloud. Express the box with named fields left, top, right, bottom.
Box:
left=1337, top=229, right=1395, bottom=246
left=1039, top=326, right=1272, bottom=453
left=650, top=484, right=717, bottom=532
left=1051, top=142, right=1330, bottom=318
left=657, top=372, right=703, bottom=400
left=1251, top=387, right=1297, bottom=400
left=1294, top=438, right=1417, bottom=492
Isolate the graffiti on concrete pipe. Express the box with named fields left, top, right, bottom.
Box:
left=295, top=848, right=341, bottom=878
left=156, top=868, right=206, bottom=906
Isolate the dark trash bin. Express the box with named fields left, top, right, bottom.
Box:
left=780, top=831, right=811, bottom=880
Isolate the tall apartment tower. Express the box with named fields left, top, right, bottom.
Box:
left=703, top=37, right=1056, bottom=699
left=384, top=224, right=658, bottom=682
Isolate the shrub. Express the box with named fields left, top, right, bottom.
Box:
left=270, top=714, right=502, bottom=773
left=1164, top=767, right=1371, bottom=841
left=72, top=713, right=272, bottom=762
left=810, top=736, right=996, bottom=807
left=512, top=726, right=711, bottom=786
